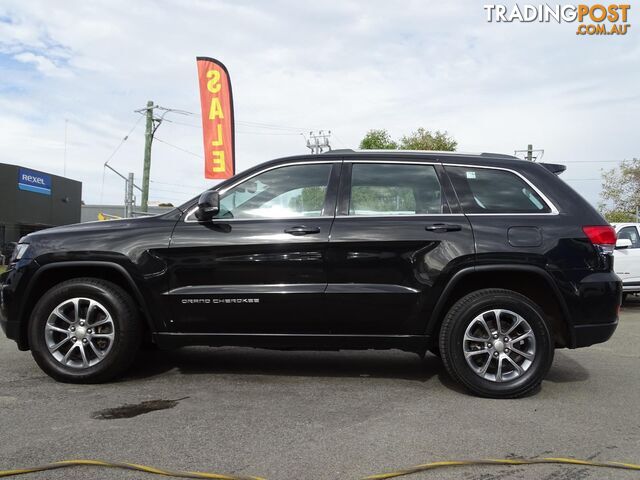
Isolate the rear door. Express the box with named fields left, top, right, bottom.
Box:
left=445, top=163, right=561, bottom=271
left=325, top=160, right=475, bottom=335
left=167, top=160, right=340, bottom=333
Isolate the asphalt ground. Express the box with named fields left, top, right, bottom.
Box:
left=1, top=300, right=639, bottom=480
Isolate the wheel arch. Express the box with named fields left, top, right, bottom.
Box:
left=17, top=261, right=156, bottom=350
left=427, top=265, right=575, bottom=348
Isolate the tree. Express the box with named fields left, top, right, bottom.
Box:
left=602, top=210, right=636, bottom=223
left=399, top=128, right=457, bottom=151
left=359, top=128, right=457, bottom=151
left=359, top=129, right=398, bottom=150
left=599, top=158, right=640, bottom=222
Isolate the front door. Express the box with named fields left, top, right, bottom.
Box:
left=167, top=161, right=340, bottom=333
left=326, top=161, right=475, bottom=335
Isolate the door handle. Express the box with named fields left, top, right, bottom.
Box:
left=284, top=225, right=321, bottom=236
left=425, top=223, right=462, bottom=233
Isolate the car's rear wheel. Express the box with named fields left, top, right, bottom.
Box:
left=439, top=288, right=554, bottom=398
left=29, top=278, right=142, bottom=383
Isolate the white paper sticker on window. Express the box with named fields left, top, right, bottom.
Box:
left=466, top=171, right=476, bottom=179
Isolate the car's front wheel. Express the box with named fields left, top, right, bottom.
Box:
left=439, top=288, right=554, bottom=398
left=29, top=278, right=142, bottom=383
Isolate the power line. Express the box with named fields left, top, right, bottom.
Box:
left=100, top=115, right=145, bottom=203
left=154, top=137, right=201, bottom=158
left=236, top=121, right=304, bottom=132
left=149, top=186, right=197, bottom=195
left=104, top=115, right=145, bottom=166
left=562, top=160, right=624, bottom=163
left=236, top=130, right=301, bottom=136
left=150, top=179, right=203, bottom=189
left=187, top=110, right=312, bottom=132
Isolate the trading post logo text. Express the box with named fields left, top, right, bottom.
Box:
left=484, top=4, right=631, bottom=35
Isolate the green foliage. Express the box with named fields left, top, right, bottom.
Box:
left=602, top=210, right=637, bottom=223
left=359, top=129, right=398, bottom=150
left=359, top=128, right=457, bottom=152
left=399, top=128, right=457, bottom=151
left=351, top=186, right=414, bottom=213
left=599, top=158, right=640, bottom=221
left=289, top=187, right=325, bottom=213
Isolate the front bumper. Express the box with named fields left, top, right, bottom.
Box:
left=0, top=267, right=17, bottom=341
left=0, top=263, right=32, bottom=350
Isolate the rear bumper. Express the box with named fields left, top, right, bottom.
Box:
left=563, top=271, right=621, bottom=348
left=573, top=320, right=618, bottom=348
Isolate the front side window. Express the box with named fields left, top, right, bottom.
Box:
left=446, top=166, right=550, bottom=214
left=618, top=226, right=640, bottom=248
left=349, top=163, right=443, bottom=216
left=213, top=163, right=332, bottom=219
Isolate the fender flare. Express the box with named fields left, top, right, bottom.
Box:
left=19, top=261, right=157, bottom=347
left=427, top=264, right=575, bottom=345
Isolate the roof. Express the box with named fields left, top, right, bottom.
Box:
left=324, top=148, right=519, bottom=159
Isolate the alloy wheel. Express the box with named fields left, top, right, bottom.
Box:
left=462, top=309, right=536, bottom=382
left=44, top=297, right=115, bottom=369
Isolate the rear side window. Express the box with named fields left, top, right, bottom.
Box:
left=446, top=166, right=551, bottom=214
left=349, top=163, right=442, bottom=215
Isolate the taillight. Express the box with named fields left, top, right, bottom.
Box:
left=583, top=225, right=616, bottom=254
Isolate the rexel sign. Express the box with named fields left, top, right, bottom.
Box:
left=18, top=168, right=52, bottom=196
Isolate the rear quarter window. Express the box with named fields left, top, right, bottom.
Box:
left=446, top=166, right=551, bottom=214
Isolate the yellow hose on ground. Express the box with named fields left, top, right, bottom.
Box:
left=0, top=457, right=638, bottom=479
left=359, top=457, right=640, bottom=479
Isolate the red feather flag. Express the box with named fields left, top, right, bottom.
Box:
left=196, top=57, right=235, bottom=179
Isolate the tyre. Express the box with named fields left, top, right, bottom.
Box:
left=29, top=278, right=142, bottom=383
left=439, top=288, right=554, bottom=398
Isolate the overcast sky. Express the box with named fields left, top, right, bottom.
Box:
left=0, top=0, right=637, bottom=207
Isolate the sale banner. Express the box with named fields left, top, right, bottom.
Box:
left=196, top=57, right=235, bottom=179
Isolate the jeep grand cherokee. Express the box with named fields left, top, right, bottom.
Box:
left=0, top=150, right=621, bottom=398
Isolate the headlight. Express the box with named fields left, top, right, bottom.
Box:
left=12, top=243, right=30, bottom=262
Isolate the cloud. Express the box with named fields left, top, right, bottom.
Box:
left=0, top=0, right=637, bottom=206
left=13, top=51, right=71, bottom=77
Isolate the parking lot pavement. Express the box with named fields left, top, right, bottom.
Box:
left=1, top=304, right=639, bottom=480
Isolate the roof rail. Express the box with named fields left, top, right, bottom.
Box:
left=323, top=149, right=518, bottom=159
left=323, top=149, right=354, bottom=154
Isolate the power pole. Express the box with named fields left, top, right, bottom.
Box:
left=125, top=172, right=135, bottom=218
left=63, top=119, right=68, bottom=177
left=135, top=102, right=195, bottom=211
left=141, top=100, right=154, bottom=212
left=514, top=144, right=544, bottom=162
left=306, top=130, right=332, bottom=154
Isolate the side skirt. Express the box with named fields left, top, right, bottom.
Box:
left=153, top=333, right=429, bottom=354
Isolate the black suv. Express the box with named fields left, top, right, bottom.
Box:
left=0, top=151, right=621, bottom=397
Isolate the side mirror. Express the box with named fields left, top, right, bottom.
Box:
left=195, top=191, right=219, bottom=222
left=616, top=238, right=632, bottom=249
